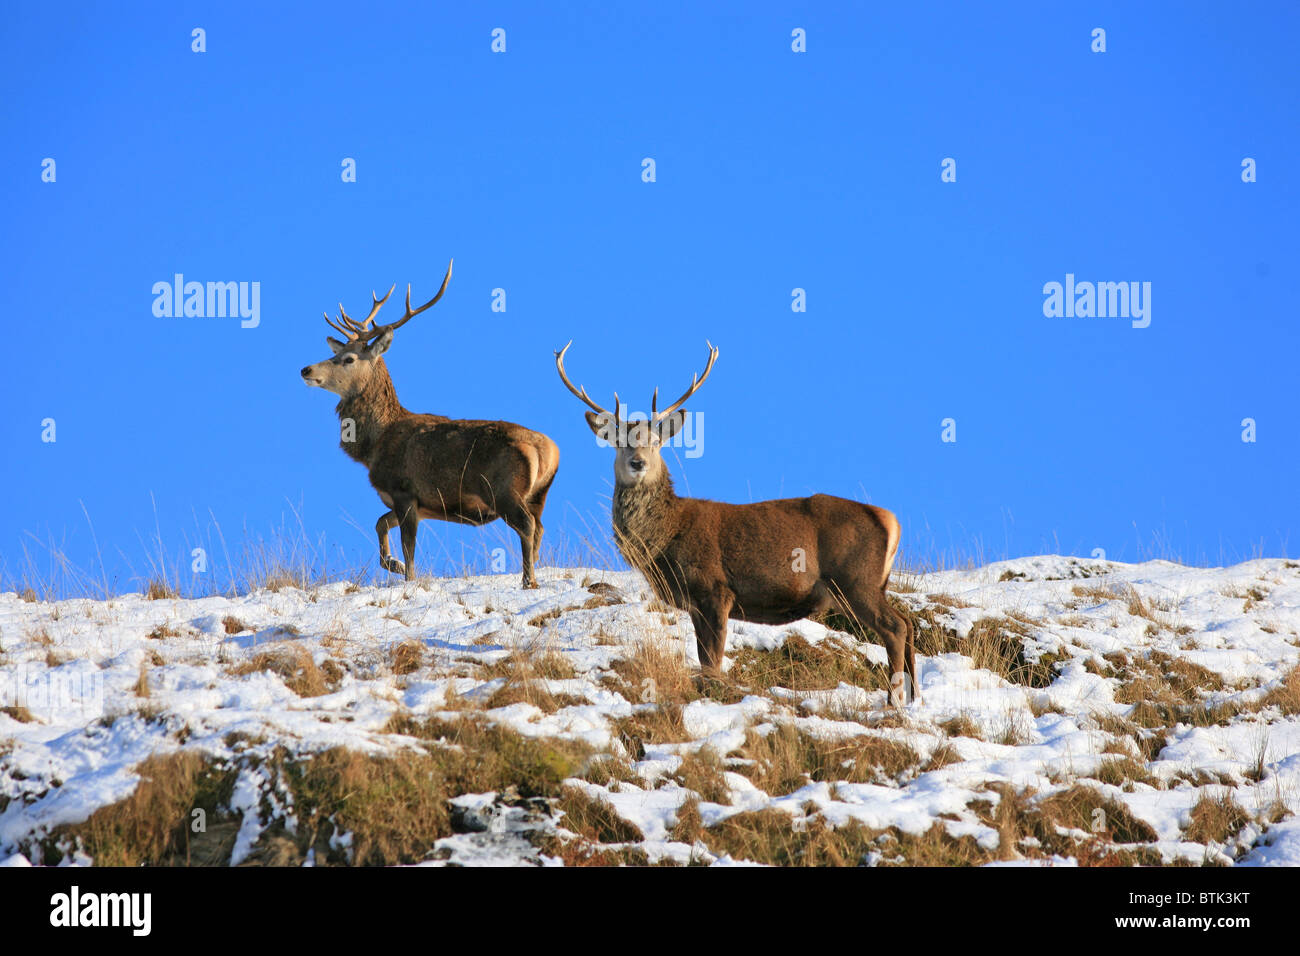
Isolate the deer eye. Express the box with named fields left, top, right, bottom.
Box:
left=342, top=355, right=357, bottom=365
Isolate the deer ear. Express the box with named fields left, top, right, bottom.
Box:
left=366, top=329, right=394, bottom=357
left=326, top=336, right=347, bottom=354
left=658, top=409, right=687, bottom=441
left=584, top=411, right=608, bottom=437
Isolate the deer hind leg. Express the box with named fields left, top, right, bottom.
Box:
left=529, top=508, right=544, bottom=570
left=395, top=498, right=420, bottom=582
left=502, top=503, right=538, bottom=589
left=895, top=602, right=921, bottom=706
left=527, top=474, right=556, bottom=571
left=375, top=511, right=405, bottom=576
left=834, top=583, right=921, bottom=708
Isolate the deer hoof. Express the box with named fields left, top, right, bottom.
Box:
left=382, top=558, right=406, bottom=576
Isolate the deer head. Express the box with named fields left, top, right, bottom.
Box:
left=555, top=340, right=718, bottom=487
left=301, top=260, right=453, bottom=396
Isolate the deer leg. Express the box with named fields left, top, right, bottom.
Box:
left=837, top=585, right=920, bottom=708
left=375, top=511, right=405, bottom=576
left=395, top=499, right=420, bottom=582
left=899, top=605, right=922, bottom=706
left=689, top=588, right=734, bottom=677
left=526, top=479, right=553, bottom=576
left=531, top=513, right=544, bottom=569
left=503, top=505, right=538, bottom=589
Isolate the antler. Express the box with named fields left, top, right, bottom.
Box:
left=555, top=341, right=621, bottom=431
left=322, top=259, right=454, bottom=342
left=325, top=285, right=396, bottom=341
left=652, top=341, right=718, bottom=423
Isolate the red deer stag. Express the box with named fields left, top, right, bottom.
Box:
left=555, top=341, right=920, bottom=705
left=301, top=260, right=559, bottom=588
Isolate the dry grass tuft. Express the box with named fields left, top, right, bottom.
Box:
left=939, top=713, right=984, bottom=740
left=1184, top=793, right=1251, bottom=845
left=697, top=810, right=879, bottom=865
left=1092, top=756, right=1157, bottom=788
left=671, top=748, right=732, bottom=804
left=730, top=635, right=888, bottom=694
left=556, top=787, right=645, bottom=844
left=905, top=606, right=1062, bottom=688
left=230, top=645, right=332, bottom=698
left=1, top=705, right=36, bottom=723
left=389, top=640, right=424, bottom=676
left=382, top=713, right=593, bottom=798
left=47, top=751, right=238, bottom=866
left=478, top=645, right=583, bottom=712
left=607, top=638, right=697, bottom=704
left=145, top=579, right=178, bottom=600
left=133, top=663, right=151, bottom=698
left=1261, top=666, right=1300, bottom=716
left=733, top=723, right=919, bottom=796
left=1114, top=651, right=1236, bottom=729
left=974, top=782, right=1161, bottom=864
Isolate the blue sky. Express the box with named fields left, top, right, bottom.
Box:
left=2, top=2, right=1297, bottom=594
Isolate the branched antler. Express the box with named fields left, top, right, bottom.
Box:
left=323, top=259, right=454, bottom=343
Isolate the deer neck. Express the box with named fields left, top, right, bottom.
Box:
left=612, top=471, right=681, bottom=566
left=334, top=361, right=408, bottom=465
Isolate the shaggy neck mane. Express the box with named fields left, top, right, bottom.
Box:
left=612, top=471, right=681, bottom=566
left=335, top=359, right=409, bottom=464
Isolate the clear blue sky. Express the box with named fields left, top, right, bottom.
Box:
left=2, top=2, right=1296, bottom=594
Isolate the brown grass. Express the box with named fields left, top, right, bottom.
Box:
left=732, top=723, right=919, bottom=796
left=1260, top=666, right=1300, bottom=716
left=939, top=713, right=984, bottom=740
left=729, top=634, right=888, bottom=694
left=671, top=748, right=732, bottom=804
left=975, top=783, right=1161, bottom=864
left=145, top=579, right=178, bottom=600
left=478, top=645, right=584, bottom=712
left=133, top=663, right=151, bottom=698
left=556, top=787, right=645, bottom=844
left=381, top=713, right=593, bottom=798
left=229, top=645, right=332, bottom=698
left=389, top=640, right=423, bottom=676
left=905, top=606, right=1062, bottom=688
left=1184, top=793, right=1251, bottom=845
left=694, top=810, right=992, bottom=866
left=1114, top=651, right=1236, bottom=729
left=1092, top=756, right=1157, bottom=789
left=46, top=751, right=238, bottom=866
left=606, top=638, right=697, bottom=704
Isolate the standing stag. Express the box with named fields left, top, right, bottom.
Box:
left=301, top=260, right=559, bottom=588
left=555, top=342, right=920, bottom=705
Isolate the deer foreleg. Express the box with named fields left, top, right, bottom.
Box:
left=689, top=587, right=734, bottom=677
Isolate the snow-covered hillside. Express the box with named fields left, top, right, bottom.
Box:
left=1, top=555, right=1298, bottom=866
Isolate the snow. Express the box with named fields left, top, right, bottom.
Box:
left=1, top=555, right=1299, bottom=865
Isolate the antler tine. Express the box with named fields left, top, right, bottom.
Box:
left=362, top=284, right=396, bottom=328
left=653, top=341, right=719, bottom=423
left=324, top=311, right=358, bottom=340
left=365, top=259, right=453, bottom=339
left=554, top=341, right=615, bottom=419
